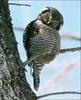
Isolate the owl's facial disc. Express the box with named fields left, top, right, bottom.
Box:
left=37, top=7, right=64, bottom=30
left=48, top=8, right=64, bottom=30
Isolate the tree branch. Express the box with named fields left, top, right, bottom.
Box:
left=39, top=60, right=80, bottom=91
left=23, top=47, right=81, bottom=66
left=60, top=47, right=81, bottom=53
left=37, top=91, right=81, bottom=99
left=13, top=27, right=81, bottom=41
left=13, top=27, right=24, bottom=31
left=9, top=3, right=31, bottom=7
left=60, top=34, right=81, bottom=41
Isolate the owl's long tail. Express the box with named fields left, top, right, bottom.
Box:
left=32, top=61, right=43, bottom=91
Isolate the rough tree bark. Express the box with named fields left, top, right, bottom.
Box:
left=0, top=0, right=37, bottom=100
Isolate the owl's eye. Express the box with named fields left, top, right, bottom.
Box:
left=59, top=24, right=62, bottom=29
left=53, top=20, right=59, bottom=26
left=61, top=21, right=63, bottom=26
left=56, top=22, right=63, bottom=30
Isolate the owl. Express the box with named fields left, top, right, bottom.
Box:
left=23, top=7, right=64, bottom=91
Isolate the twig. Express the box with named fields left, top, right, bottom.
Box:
left=60, top=47, right=81, bottom=53
left=60, top=34, right=81, bottom=41
left=13, top=26, right=81, bottom=41
left=13, top=27, right=24, bottom=31
left=14, top=27, right=81, bottom=41
left=37, top=91, right=81, bottom=99
left=8, top=3, right=31, bottom=7
left=40, top=60, right=80, bottom=91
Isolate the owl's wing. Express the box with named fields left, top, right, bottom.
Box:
left=23, top=20, right=38, bottom=59
left=23, top=20, right=44, bottom=91
left=23, top=20, right=60, bottom=62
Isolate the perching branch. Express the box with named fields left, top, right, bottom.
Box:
left=60, top=47, right=81, bottom=53
left=37, top=91, right=81, bottom=99
left=23, top=47, right=81, bottom=66
left=9, top=3, right=31, bottom=7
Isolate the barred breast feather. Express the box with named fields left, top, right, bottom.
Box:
left=23, top=20, right=60, bottom=91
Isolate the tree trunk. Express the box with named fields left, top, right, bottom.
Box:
left=0, top=0, right=37, bottom=100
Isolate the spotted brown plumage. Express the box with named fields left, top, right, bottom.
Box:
left=23, top=7, right=64, bottom=91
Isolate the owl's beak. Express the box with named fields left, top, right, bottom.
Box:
left=47, top=19, right=51, bottom=24
left=47, top=11, right=52, bottom=24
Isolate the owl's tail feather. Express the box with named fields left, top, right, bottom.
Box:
left=32, top=62, right=43, bottom=91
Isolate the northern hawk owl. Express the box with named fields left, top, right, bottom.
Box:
left=23, top=7, right=64, bottom=91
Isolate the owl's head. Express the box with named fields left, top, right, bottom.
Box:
left=37, top=7, right=64, bottom=31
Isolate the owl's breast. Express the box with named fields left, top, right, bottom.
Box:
left=29, top=26, right=60, bottom=64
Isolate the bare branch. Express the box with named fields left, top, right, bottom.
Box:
left=13, top=27, right=24, bottom=31
left=9, top=3, right=31, bottom=7
left=37, top=91, right=81, bottom=99
left=39, top=60, right=80, bottom=91
left=13, top=27, right=81, bottom=41
left=60, top=34, right=81, bottom=41
left=60, top=47, right=81, bottom=53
